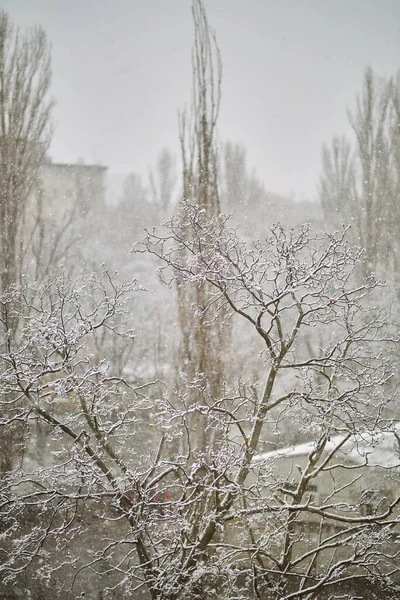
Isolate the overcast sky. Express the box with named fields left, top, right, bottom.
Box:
left=2, top=0, right=400, bottom=201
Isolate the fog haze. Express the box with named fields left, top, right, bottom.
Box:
left=2, top=2, right=400, bottom=597
left=2, top=0, right=400, bottom=200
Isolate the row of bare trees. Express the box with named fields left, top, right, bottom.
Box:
left=320, top=66, right=400, bottom=283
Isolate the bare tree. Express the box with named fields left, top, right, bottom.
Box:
left=220, top=140, right=248, bottom=212
left=0, top=11, right=54, bottom=475
left=0, top=11, right=53, bottom=296
left=118, top=171, right=153, bottom=239
left=220, top=141, right=264, bottom=215
left=319, top=136, right=356, bottom=232
left=176, top=0, right=227, bottom=422
left=149, top=147, right=177, bottom=214
left=2, top=205, right=399, bottom=599
left=320, top=67, right=400, bottom=279
left=179, top=0, right=221, bottom=217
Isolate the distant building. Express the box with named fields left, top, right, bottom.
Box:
left=20, top=161, right=107, bottom=279
left=253, top=431, right=400, bottom=516
left=35, top=161, right=107, bottom=221
left=224, top=431, right=400, bottom=597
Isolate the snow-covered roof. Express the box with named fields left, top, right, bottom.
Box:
left=253, top=431, right=400, bottom=469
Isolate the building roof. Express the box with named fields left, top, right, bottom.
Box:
left=42, top=162, right=107, bottom=171
left=253, top=430, right=400, bottom=469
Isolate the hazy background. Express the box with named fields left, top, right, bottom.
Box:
left=2, top=0, right=400, bottom=201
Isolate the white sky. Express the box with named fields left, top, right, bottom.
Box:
left=2, top=0, right=400, bottom=201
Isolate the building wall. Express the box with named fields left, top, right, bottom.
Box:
left=36, top=162, right=107, bottom=222
left=20, top=161, right=107, bottom=279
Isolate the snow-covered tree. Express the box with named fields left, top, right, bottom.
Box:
left=1, top=205, right=399, bottom=599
